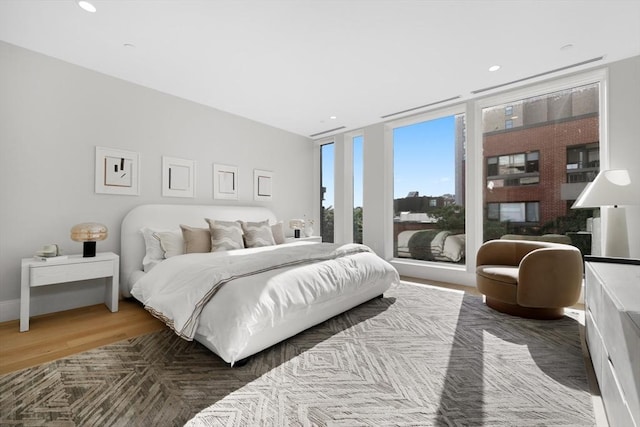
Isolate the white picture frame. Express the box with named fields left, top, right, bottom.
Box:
left=213, top=164, right=238, bottom=200
left=162, top=156, right=195, bottom=198
left=254, top=169, right=273, bottom=201
left=95, top=146, right=140, bottom=195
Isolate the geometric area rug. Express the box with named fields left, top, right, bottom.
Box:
left=0, top=282, right=595, bottom=426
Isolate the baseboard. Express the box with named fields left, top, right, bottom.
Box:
left=0, top=282, right=106, bottom=323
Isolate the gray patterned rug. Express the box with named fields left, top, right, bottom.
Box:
left=1, top=282, right=595, bottom=426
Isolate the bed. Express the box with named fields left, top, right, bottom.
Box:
left=121, top=204, right=399, bottom=365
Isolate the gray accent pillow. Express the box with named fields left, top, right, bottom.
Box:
left=241, top=220, right=276, bottom=248
left=205, top=218, right=245, bottom=252
left=180, top=224, right=211, bottom=253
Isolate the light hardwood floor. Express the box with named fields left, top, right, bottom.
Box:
left=0, top=299, right=164, bottom=375
left=0, top=278, right=581, bottom=375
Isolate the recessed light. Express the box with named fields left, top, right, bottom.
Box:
left=489, top=65, right=501, bottom=72
left=78, top=1, right=97, bottom=13
left=330, top=116, right=337, bottom=120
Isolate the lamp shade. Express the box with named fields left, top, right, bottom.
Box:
left=289, top=219, right=304, bottom=230
left=572, top=169, right=638, bottom=208
left=70, top=222, right=108, bottom=241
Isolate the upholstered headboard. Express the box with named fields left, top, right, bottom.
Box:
left=120, top=204, right=277, bottom=297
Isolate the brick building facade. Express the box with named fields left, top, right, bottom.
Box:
left=483, top=114, right=599, bottom=226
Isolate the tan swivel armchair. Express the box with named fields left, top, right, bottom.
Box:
left=476, top=240, right=583, bottom=319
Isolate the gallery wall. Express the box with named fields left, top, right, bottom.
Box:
left=0, top=41, right=315, bottom=321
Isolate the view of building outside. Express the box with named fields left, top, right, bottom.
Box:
left=353, top=135, right=364, bottom=244
left=482, top=83, right=600, bottom=256
left=320, top=143, right=334, bottom=243
left=393, top=114, right=467, bottom=264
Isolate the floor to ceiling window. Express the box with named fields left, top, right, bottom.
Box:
left=353, top=135, right=364, bottom=244
left=393, top=113, right=466, bottom=264
left=320, top=142, right=335, bottom=243
left=481, top=82, right=600, bottom=257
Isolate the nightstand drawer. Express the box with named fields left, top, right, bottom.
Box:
left=30, top=260, right=114, bottom=287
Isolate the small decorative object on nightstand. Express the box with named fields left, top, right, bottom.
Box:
left=289, top=219, right=304, bottom=238
left=303, top=218, right=315, bottom=237
left=71, top=222, right=108, bottom=257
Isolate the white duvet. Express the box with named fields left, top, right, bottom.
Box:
left=131, top=242, right=399, bottom=364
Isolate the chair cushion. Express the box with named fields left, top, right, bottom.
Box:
left=476, top=265, right=519, bottom=285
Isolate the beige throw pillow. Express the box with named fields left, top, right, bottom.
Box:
left=180, top=225, right=211, bottom=253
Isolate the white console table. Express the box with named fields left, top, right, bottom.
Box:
left=20, top=252, right=119, bottom=332
left=584, top=257, right=640, bottom=427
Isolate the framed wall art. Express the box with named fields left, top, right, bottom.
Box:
left=162, top=156, right=195, bottom=198
left=213, top=164, right=238, bottom=200
left=95, top=146, right=140, bottom=195
left=254, top=169, right=273, bottom=201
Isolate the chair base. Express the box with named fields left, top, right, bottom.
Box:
left=485, top=297, right=565, bottom=320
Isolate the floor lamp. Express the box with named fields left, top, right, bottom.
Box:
left=572, top=169, right=637, bottom=258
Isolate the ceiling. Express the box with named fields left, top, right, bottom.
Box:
left=1, top=1, right=639, bottom=139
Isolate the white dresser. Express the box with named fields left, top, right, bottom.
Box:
left=584, top=258, right=640, bottom=427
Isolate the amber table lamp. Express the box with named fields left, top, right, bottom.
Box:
left=70, top=222, right=108, bottom=257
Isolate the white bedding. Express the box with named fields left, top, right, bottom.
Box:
left=131, top=241, right=399, bottom=364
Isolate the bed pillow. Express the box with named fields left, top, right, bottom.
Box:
left=205, top=218, right=245, bottom=252
left=241, top=220, right=276, bottom=248
left=180, top=224, right=211, bottom=253
left=140, top=227, right=168, bottom=272
left=271, top=221, right=286, bottom=245
left=153, top=230, right=185, bottom=258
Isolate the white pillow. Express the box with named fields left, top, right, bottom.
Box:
left=271, top=222, right=286, bottom=244
left=153, top=230, right=185, bottom=258
left=140, top=227, right=166, bottom=272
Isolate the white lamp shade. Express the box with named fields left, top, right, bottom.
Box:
left=572, top=169, right=638, bottom=208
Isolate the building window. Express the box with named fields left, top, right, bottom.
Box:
left=505, top=106, right=513, bottom=116
left=505, top=119, right=513, bottom=129
left=320, top=143, right=334, bottom=243
left=486, top=151, right=539, bottom=186
left=566, top=143, right=599, bottom=183
left=353, top=135, right=364, bottom=244
left=482, top=82, right=600, bottom=246
left=487, top=202, right=539, bottom=223
left=393, top=113, right=466, bottom=264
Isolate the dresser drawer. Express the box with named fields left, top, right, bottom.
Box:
left=601, top=357, right=635, bottom=427
left=30, top=260, right=114, bottom=287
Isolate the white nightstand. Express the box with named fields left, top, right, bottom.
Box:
left=285, top=236, right=322, bottom=243
left=20, top=252, right=119, bottom=332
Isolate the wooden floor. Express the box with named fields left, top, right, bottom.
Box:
left=0, top=299, right=165, bottom=375
left=0, top=278, right=581, bottom=375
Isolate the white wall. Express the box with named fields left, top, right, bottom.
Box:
left=607, top=56, right=640, bottom=257
left=0, top=42, right=314, bottom=321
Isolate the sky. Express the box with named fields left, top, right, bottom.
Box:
left=322, top=115, right=456, bottom=210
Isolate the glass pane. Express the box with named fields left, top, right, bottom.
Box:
left=321, top=143, right=334, bottom=243
left=353, top=135, right=364, bottom=244
left=482, top=83, right=600, bottom=257
left=393, top=114, right=466, bottom=264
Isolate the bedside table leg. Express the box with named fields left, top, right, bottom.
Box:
left=20, top=264, right=30, bottom=332
left=104, top=260, right=119, bottom=312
